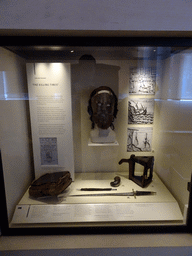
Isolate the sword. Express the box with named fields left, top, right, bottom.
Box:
left=69, top=189, right=156, bottom=198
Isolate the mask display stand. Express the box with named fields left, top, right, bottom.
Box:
left=90, top=126, right=116, bottom=143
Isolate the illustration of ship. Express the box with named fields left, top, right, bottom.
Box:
left=129, top=101, right=147, bottom=116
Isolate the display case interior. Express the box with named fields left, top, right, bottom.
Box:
left=0, top=41, right=192, bottom=233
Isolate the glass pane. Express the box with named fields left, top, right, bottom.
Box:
left=0, top=45, right=191, bottom=229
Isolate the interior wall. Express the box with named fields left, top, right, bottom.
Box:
left=0, top=47, right=34, bottom=222
left=71, top=58, right=156, bottom=174
left=72, top=59, right=121, bottom=173
left=154, top=51, right=192, bottom=213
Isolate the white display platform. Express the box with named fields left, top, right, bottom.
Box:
left=11, top=172, right=183, bottom=227
left=88, top=139, right=119, bottom=146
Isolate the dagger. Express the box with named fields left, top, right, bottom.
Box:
left=70, top=189, right=156, bottom=198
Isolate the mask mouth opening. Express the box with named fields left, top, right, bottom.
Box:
left=93, top=115, right=114, bottom=130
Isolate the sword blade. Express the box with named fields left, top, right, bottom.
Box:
left=69, top=191, right=156, bottom=197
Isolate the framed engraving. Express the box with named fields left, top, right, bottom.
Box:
left=128, top=98, right=154, bottom=124
left=127, top=127, right=153, bottom=152
left=129, top=67, right=156, bottom=95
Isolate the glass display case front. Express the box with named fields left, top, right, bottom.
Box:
left=0, top=38, right=192, bottom=234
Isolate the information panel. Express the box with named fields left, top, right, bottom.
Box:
left=11, top=202, right=183, bottom=224
left=27, top=63, right=74, bottom=179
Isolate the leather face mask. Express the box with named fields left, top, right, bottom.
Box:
left=91, top=90, right=115, bottom=130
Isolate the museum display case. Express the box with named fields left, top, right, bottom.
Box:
left=0, top=37, right=192, bottom=235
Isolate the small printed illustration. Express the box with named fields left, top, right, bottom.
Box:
left=129, top=67, right=156, bottom=95
left=128, top=98, right=154, bottom=124
left=40, top=137, right=58, bottom=165
left=127, top=127, right=153, bottom=152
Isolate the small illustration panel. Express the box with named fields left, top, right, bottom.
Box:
left=127, top=127, right=153, bottom=152
left=128, top=98, right=154, bottom=124
left=129, top=67, right=156, bottom=95
left=40, top=137, right=58, bottom=165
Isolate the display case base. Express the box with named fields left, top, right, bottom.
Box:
left=10, top=172, right=183, bottom=227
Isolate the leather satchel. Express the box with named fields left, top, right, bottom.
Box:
left=29, top=171, right=72, bottom=198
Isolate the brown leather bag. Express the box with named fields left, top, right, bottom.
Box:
left=29, top=171, right=72, bottom=198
